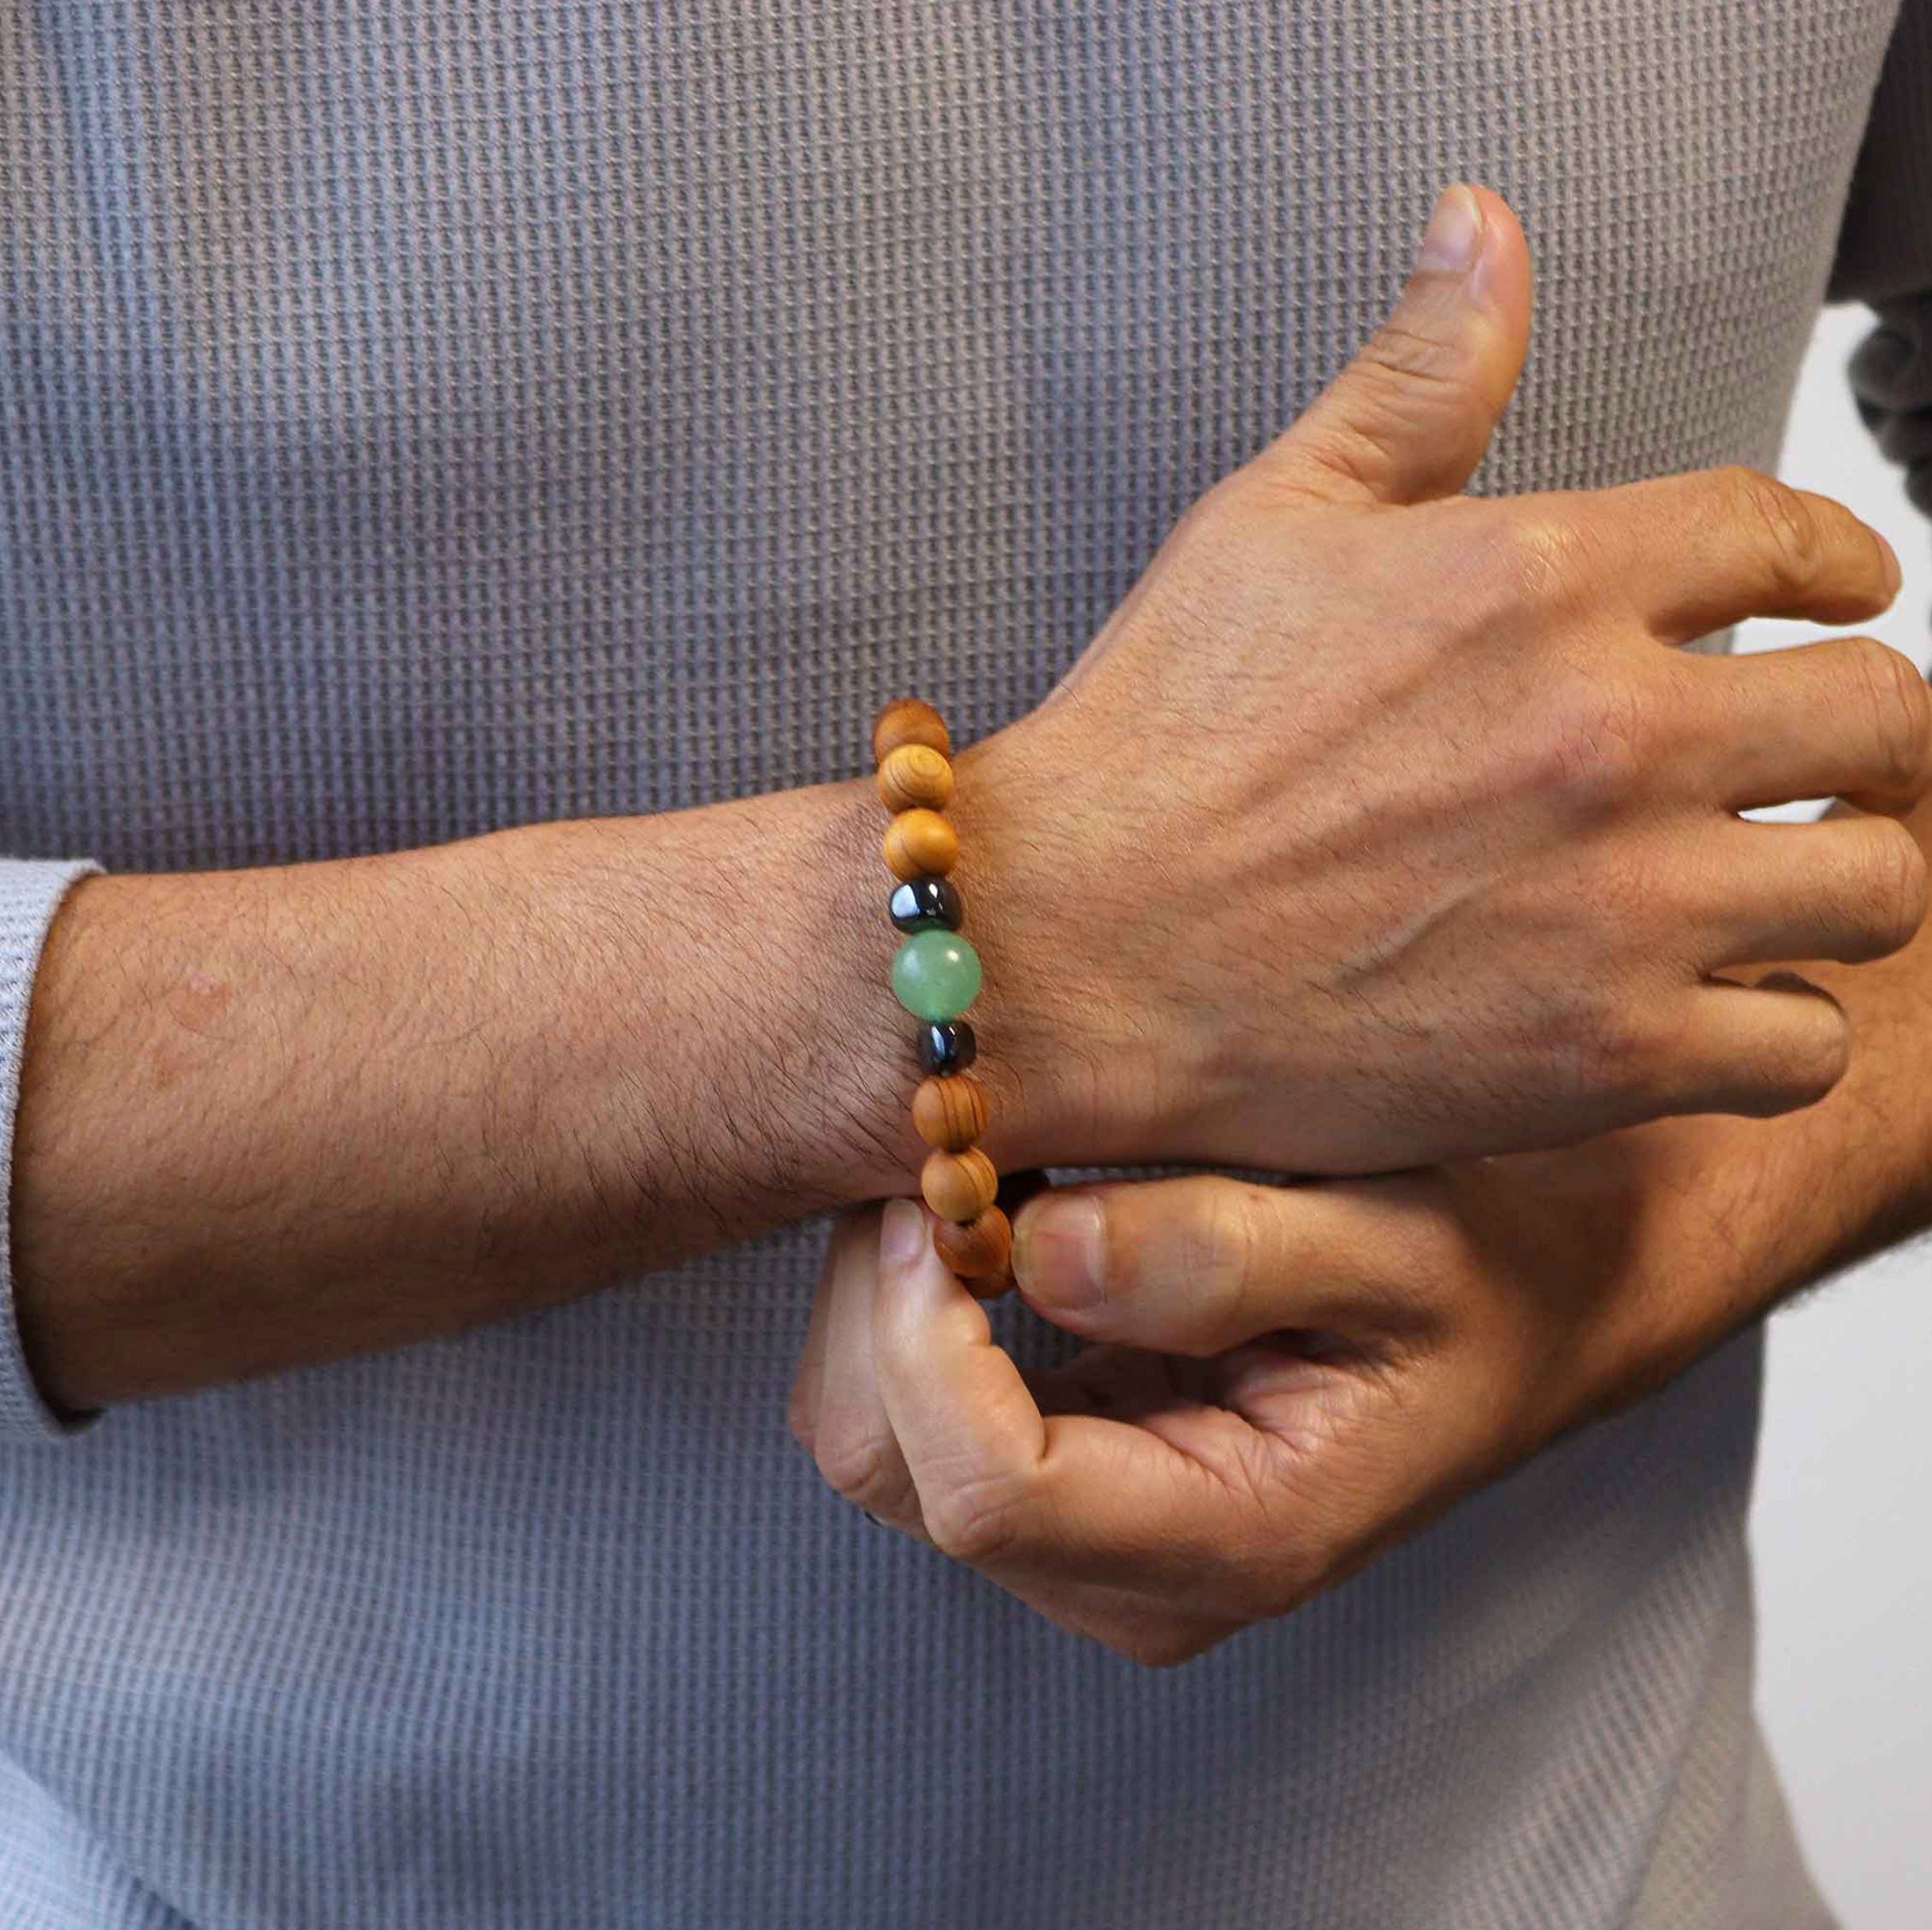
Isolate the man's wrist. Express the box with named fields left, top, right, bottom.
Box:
left=515, top=761, right=1087, bottom=1228
left=943, top=728, right=1158, bottom=1178
left=454, top=784, right=916, bottom=1232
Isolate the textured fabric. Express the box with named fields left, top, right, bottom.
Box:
left=0, top=861, right=101, bottom=1442
left=1, top=1, right=1927, bottom=1923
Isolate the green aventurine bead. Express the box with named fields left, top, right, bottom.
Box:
left=891, top=928, right=982, bottom=1022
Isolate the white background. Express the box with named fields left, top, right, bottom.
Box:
left=1745, top=302, right=1932, bottom=1930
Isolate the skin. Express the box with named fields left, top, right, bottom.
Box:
left=966, top=185, right=1932, bottom=1172
left=786, top=821, right=1932, bottom=1663
left=786, top=191, right=1932, bottom=1660
left=13, top=802, right=941, bottom=1411
left=14, top=185, right=1929, bottom=1434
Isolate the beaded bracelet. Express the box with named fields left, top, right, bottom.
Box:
left=871, top=698, right=1014, bottom=1288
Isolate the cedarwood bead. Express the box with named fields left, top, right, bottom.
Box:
left=934, top=1205, right=1013, bottom=1281
left=876, top=742, right=955, bottom=814
left=883, top=808, right=958, bottom=881
left=872, top=698, right=951, bottom=764
left=920, top=1146, right=999, bottom=1223
left=912, top=1074, right=988, bottom=1151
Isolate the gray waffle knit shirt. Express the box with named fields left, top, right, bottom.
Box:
left=3, top=3, right=1930, bottom=1925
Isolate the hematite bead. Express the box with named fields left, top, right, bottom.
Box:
left=916, top=1021, right=976, bottom=1075
left=889, top=876, right=964, bottom=934
left=892, top=929, right=982, bottom=1021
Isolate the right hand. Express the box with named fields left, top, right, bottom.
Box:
left=961, top=184, right=1932, bottom=1175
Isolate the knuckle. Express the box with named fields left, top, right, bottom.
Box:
left=1758, top=1007, right=1851, bottom=1113
left=1319, top=329, right=1473, bottom=458
left=1847, top=637, right=1932, bottom=802
left=1469, top=503, right=1599, bottom=616
left=1360, top=319, right=1473, bottom=394
left=1713, top=974, right=1850, bottom=1116
left=1723, top=465, right=1822, bottom=597
left=1271, top=417, right=1387, bottom=501
left=925, top=1472, right=1028, bottom=1567
left=1798, top=1019, right=1855, bottom=1105
left=1510, top=668, right=1659, bottom=818
left=1563, top=982, right=1661, bottom=1101
left=1856, top=819, right=1930, bottom=956
left=813, top=1424, right=900, bottom=1509
left=1174, top=1182, right=1261, bottom=1334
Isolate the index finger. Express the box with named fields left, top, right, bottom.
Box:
left=1581, top=466, right=1900, bottom=643
left=785, top=1208, right=875, bottom=1453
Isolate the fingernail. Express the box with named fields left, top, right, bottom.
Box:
left=1415, top=184, right=1483, bottom=277
left=879, top=1197, right=928, bottom=1269
left=1014, top=1194, right=1106, bottom=1311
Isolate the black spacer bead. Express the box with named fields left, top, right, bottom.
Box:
left=916, top=1020, right=977, bottom=1075
left=889, top=875, right=964, bottom=933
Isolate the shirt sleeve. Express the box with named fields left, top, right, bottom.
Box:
left=0, top=856, right=107, bottom=1445
left=1829, top=0, right=1932, bottom=524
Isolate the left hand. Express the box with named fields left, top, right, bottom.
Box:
left=787, top=1113, right=1811, bottom=1665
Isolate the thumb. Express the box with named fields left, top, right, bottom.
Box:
left=1253, top=183, right=1532, bottom=507
left=1010, top=1176, right=1379, bottom=1357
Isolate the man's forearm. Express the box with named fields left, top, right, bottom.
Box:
left=9, top=765, right=1059, bottom=1413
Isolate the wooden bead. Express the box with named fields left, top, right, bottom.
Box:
left=934, top=1205, right=1013, bottom=1281
left=872, top=698, right=951, bottom=765
left=920, top=1146, right=999, bottom=1223
left=883, top=808, right=959, bottom=881
left=876, top=743, right=955, bottom=814
left=912, top=1074, right=988, bottom=1151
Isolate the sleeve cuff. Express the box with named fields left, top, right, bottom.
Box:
left=0, top=858, right=108, bottom=1446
